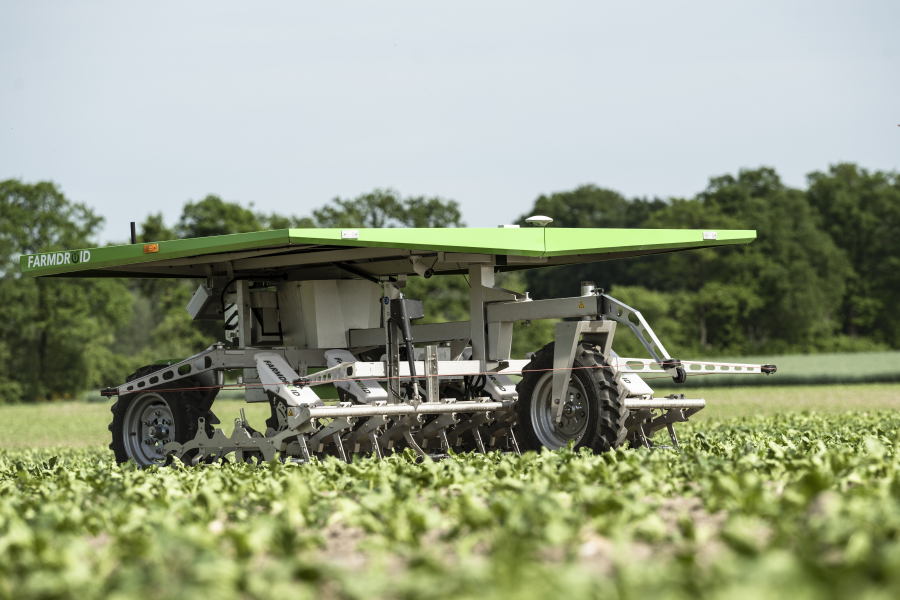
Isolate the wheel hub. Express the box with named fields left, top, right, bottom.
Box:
left=147, top=423, right=169, bottom=440
left=556, top=392, right=587, bottom=437
left=530, top=372, right=591, bottom=450
left=122, top=395, right=177, bottom=466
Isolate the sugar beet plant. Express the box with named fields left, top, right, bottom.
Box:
left=2, top=412, right=900, bottom=600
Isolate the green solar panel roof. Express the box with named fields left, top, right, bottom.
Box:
left=21, top=226, right=755, bottom=280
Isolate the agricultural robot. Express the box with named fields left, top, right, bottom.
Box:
left=22, top=218, right=776, bottom=466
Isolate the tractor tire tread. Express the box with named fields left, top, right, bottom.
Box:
left=516, top=341, right=627, bottom=454
left=109, top=364, right=220, bottom=465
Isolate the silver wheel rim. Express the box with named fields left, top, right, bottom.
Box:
left=529, top=371, right=590, bottom=450
left=123, top=392, right=176, bottom=466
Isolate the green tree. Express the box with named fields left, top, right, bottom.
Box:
left=698, top=168, right=851, bottom=353
left=312, top=189, right=464, bottom=229
left=518, top=169, right=855, bottom=356
left=806, top=164, right=900, bottom=347
left=597, top=286, right=694, bottom=358
left=176, top=195, right=262, bottom=238
left=518, top=186, right=669, bottom=299
left=522, top=185, right=663, bottom=229
left=0, top=180, right=133, bottom=402
left=138, top=212, right=176, bottom=243
left=266, top=213, right=315, bottom=230
left=636, top=194, right=776, bottom=354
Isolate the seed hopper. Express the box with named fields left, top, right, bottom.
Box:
left=22, top=219, right=776, bottom=465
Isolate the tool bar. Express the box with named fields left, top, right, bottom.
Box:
left=614, top=358, right=776, bottom=375
left=623, top=398, right=706, bottom=409
left=305, top=400, right=510, bottom=418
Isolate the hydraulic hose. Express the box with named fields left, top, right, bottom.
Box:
left=395, top=293, right=422, bottom=401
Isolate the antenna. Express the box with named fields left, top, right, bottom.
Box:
left=130, top=222, right=136, bottom=245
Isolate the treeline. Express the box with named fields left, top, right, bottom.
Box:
left=0, top=163, right=897, bottom=402
left=521, top=165, right=900, bottom=358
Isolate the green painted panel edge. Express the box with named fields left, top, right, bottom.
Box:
left=21, top=226, right=757, bottom=278
left=289, top=228, right=547, bottom=256
left=542, top=228, right=756, bottom=257
left=21, top=228, right=551, bottom=278
left=20, top=229, right=294, bottom=277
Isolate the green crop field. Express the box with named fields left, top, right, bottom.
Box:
left=3, top=384, right=900, bottom=449
left=3, top=385, right=900, bottom=599
left=3, top=411, right=900, bottom=599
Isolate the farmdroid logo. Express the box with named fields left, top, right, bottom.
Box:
left=27, top=250, right=91, bottom=268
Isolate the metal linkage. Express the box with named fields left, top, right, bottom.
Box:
left=105, top=343, right=311, bottom=397
left=600, top=294, right=672, bottom=366
left=164, top=397, right=521, bottom=465
left=308, top=417, right=357, bottom=454
left=624, top=401, right=704, bottom=453
left=293, top=360, right=484, bottom=389
left=293, top=361, right=384, bottom=388
left=623, top=398, right=706, bottom=410
left=304, top=400, right=509, bottom=418
left=613, top=357, right=776, bottom=377
left=424, top=346, right=439, bottom=403
left=666, top=424, right=680, bottom=451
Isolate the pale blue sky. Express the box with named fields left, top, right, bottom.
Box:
left=2, top=1, right=898, bottom=242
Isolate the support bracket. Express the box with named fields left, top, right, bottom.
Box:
left=550, top=320, right=616, bottom=424
left=600, top=294, right=672, bottom=368
left=425, top=345, right=439, bottom=403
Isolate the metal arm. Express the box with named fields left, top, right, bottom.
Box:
left=600, top=294, right=671, bottom=364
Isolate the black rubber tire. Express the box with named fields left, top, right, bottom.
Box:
left=515, top=341, right=628, bottom=453
left=109, top=365, right=220, bottom=466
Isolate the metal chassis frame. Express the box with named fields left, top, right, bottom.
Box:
left=112, top=288, right=735, bottom=426
left=610, top=357, right=771, bottom=376
left=109, top=344, right=317, bottom=396
left=114, top=273, right=777, bottom=465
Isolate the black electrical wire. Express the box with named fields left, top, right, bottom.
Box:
left=220, top=278, right=238, bottom=331
left=332, top=262, right=380, bottom=284
left=464, top=374, right=486, bottom=400
left=457, top=263, right=470, bottom=288
left=220, top=278, right=237, bottom=315
left=385, top=317, right=405, bottom=402
left=219, top=276, right=287, bottom=334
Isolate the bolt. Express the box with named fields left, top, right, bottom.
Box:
left=143, top=439, right=152, bottom=445
left=154, top=411, right=160, bottom=416
left=554, top=399, right=560, bottom=404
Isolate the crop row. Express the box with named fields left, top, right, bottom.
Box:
left=2, top=412, right=900, bottom=599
